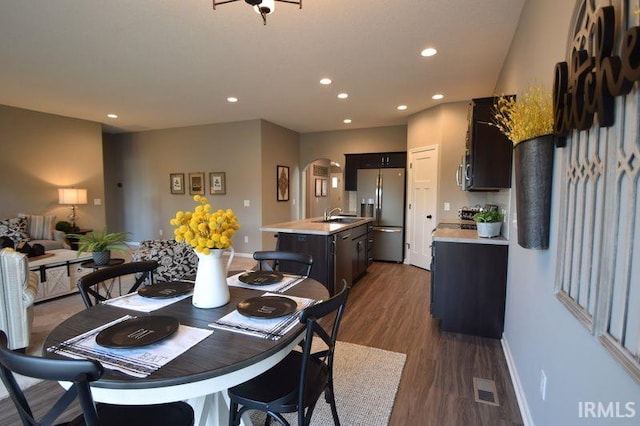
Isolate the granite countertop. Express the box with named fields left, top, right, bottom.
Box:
left=433, top=222, right=509, bottom=245
left=260, top=217, right=373, bottom=236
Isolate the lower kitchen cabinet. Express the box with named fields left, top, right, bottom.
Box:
left=276, top=233, right=336, bottom=295
left=276, top=226, right=371, bottom=295
left=431, top=241, right=508, bottom=338
left=351, top=224, right=368, bottom=282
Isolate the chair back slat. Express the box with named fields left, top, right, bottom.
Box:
left=77, top=260, right=158, bottom=308
left=0, top=331, right=103, bottom=426
left=253, top=250, right=313, bottom=277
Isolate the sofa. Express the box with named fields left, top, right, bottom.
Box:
left=0, top=249, right=38, bottom=350
left=0, top=214, right=69, bottom=251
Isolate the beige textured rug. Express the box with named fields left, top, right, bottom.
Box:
left=250, top=341, right=406, bottom=425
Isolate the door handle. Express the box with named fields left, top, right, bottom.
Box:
left=426, top=215, right=433, bottom=219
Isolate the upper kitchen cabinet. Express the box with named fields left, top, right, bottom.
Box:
left=462, top=97, right=513, bottom=190
left=344, top=152, right=407, bottom=191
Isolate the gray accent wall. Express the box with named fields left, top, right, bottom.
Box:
left=0, top=105, right=106, bottom=230
left=104, top=119, right=300, bottom=255
left=495, top=0, right=640, bottom=425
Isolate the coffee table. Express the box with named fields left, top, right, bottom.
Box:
left=28, top=249, right=93, bottom=302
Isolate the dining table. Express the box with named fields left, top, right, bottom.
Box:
left=43, top=272, right=329, bottom=426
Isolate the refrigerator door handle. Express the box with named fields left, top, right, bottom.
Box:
left=376, top=173, right=383, bottom=223
left=372, top=227, right=403, bottom=233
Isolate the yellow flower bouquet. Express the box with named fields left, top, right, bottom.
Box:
left=169, top=195, right=240, bottom=255
left=492, top=85, right=554, bottom=145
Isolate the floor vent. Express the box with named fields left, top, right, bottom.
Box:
left=473, top=377, right=500, bottom=406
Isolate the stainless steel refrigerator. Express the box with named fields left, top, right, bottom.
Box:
left=357, top=168, right=405, bottom=262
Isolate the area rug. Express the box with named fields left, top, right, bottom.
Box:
left=250, top=341, right=406, bottom=425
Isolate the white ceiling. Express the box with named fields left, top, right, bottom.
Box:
left=0, top=0, right=524, bottom=134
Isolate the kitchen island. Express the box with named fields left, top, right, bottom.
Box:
left=431, top=222, right=509, bottom=338
left=261, top=217, right=374, bottom=295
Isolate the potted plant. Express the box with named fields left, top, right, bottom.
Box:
left=473, top=210, right=505, bottom=238
left=492, top=85, right=555, bottom=249
left=69, top=228, right=129, bottom=265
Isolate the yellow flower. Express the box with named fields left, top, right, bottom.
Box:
left=492, top=85, right=554, bottom=145
left=169, top=195, right=240, bottom=253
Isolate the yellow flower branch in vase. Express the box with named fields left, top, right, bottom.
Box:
left=169, top=195, right=240, bottom=254
left=492, top=85, right=554, bottom=145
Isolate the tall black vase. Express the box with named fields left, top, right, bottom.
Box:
left=514, top=134, right=555, bottom=249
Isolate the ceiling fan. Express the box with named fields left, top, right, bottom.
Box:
left=212, top=0, right=302, bottom=25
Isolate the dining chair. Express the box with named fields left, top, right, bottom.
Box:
left=253, top=251, right=314, bottom=277
left=0, top=330, right=194, bottom=426
left=227, top=280, right=349, bottom=426
left=77, top=260, right=158, bottom=308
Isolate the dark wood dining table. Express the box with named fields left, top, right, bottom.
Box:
left=43, top=277, right=328, bottom=425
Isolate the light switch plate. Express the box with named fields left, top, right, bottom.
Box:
left=244, top=200, right=250, bottom=207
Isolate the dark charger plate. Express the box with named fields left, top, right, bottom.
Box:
left=238, top=271, right=284, bottom=285
left=96, top=316, right=179, bottom=349
left=237, top=296, right=297, bottom=319
left=138, top=281, right=194, bottom=298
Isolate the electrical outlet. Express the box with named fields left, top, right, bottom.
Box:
left=244, top=236, right=249, bottom=243
left=540, top=370, right=547, bottom=400
left=158, top=229, right=163, bottom=236
left=444, top=202, right=450, bottom=211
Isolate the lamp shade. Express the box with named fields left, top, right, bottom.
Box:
left=58, top=188, right=88, bottom=205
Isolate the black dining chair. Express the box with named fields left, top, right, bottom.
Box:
left=77, top=260, right=158, bottom=308
left=0, top=330, right=194, bottom=426
left=253, top=251, right=313, bottom=277
left=227, top=280, right=349, bottom=426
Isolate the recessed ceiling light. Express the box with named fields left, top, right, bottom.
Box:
left=227, top=97, right=238, bottom=103
left=106, top=113, right=118, bottom=119
left=432, top=94, right=444, bottom=100
left=421, top=47, right=437, bottom=57
left=337, top=93, right=348, bottom=99
left=343, top=119, right=352, bottom=124
left=397, top=105, right=408, bottom=111
left=320, top=78, right=332, bottom=85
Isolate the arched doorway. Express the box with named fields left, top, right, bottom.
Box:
left=300, top=158, right=345, bottom=218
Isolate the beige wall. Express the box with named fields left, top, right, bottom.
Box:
left=260, top=121, right=300, bottom=250
left=0, top=105, right=106, bottom=231
left=407, top=101, right=489, bottom=221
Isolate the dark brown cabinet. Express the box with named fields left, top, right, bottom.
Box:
left=276, top=225, right=372, bottom=295
left=344, top=152, right=407, bottom=191
left=430, top=241, right=508, bottom=338
left=277, top=232, right=336, bottom=295
left=351, top=224, right=368, bottom=282
left=464, top=97, right=513, bottom=190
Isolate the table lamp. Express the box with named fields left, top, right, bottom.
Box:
left=58, top=188, right=87, bottom=227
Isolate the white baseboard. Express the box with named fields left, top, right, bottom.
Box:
left=501, top=336, right=534, bottom=426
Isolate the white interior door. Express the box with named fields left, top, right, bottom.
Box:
left=407, top=145, right=438, bottom=269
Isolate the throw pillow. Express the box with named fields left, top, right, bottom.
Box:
left=0, top=217, right=30, bottom=243
left=18, top=213, right=56, bottom=240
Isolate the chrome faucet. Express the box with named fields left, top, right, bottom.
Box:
left=323, top=207, right=342, bottom=221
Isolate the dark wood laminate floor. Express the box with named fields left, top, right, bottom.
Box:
left=340, top=262, right=523, bottom=426
left=0, top=261, right=523, bottom=425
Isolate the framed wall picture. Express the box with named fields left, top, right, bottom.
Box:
left=277, top=165, right=289, bottom=201
left=209, top=172, right=226, bottom=195
left=315, top=178, right=322, bottom=197
left=189, top=172, right=205, bottom=195
left=170, top=173, right=185, bottom=194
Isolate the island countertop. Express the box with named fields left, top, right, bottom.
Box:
left=260, top=217, right=373, bottom=236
